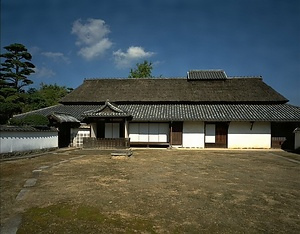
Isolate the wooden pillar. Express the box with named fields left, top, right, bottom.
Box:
left=170, top=122, right=173, bottom=147
left=124, top=119, right=129, bottom=138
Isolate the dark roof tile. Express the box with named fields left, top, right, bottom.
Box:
left=187, top=70, right=227, bottom=80
left=48, top=112, right=80, bottom=123
left=82, top=101, right=131, bottom=118
left=122, top=103, right=300, bottom=122
left=0, top=125, right=57, bottom=132
left=14, top=104, right=99, bottom=121
left=15, top=103, right=300, bottom=122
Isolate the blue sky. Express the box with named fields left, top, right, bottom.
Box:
left=1, top=0, right=300, bottom=105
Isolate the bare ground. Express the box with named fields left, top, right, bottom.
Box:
left=0, top=149, right=299, bottom=233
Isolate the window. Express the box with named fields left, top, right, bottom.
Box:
left=205, top=124, right=216, bottom=143
left=105, top=123, right=120, bottom=138
left=129, top=123, right=169, bottom=142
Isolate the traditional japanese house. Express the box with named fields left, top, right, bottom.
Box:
left=15, top=70, right=300, bottom=149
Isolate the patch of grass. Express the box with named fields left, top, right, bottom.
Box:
left=17, top=203, right=157, bottom=234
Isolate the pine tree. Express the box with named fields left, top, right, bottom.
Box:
left=0, top=43, right=35, bottom=123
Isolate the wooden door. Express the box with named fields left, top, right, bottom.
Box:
left=58, top=123, right=71, bottom=148
left=171, top=122, right=183, bottom=145
left=215, top=123, right=228, bottom=148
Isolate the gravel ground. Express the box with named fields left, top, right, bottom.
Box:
left=1, top=148, right=299, bottom=233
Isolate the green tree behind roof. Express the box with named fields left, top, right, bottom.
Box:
left=22, top=83, right=73, bottom=113
left=128, top=60, right=153, bottom=78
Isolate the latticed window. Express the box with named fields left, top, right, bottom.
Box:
left=71, top=128, right=90, bottom=148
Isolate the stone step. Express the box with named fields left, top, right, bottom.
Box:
left=111, top=150, right=133, bottom=157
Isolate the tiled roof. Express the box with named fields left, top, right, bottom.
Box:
left=48, top=112, right=80, bottom=123
left=120, top=104, right=300, bottom=122
left=14, top=103, right=300, bottom=122
left=0, top=125, right=57, bottom=132
left=82, top=101, right=131, bottom=118
left=14, top=104, right=99, bottom=121
left=187, top=70, right=227, bottom=80
left=60, top=77, right=288, bottom=104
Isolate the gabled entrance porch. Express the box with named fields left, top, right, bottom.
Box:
left=81, top=101, right=132, bottom=149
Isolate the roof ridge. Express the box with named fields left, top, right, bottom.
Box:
left=188, top=69, right=224, bottom=71
left=14, top=104, right=63, bottom=117
left=83, top=101, right=128, bottom=115
left=105, top=100, right=127, bottom=113
left=228, top=76, right=263, bottom=78
left=84, top=77, right=185, bottom=81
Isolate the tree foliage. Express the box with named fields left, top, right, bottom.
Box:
left=1, top=83, right=72, bottom=124
left=1, top=43, right=35, bottom=91
left=0, top=43, right=72, bottom=124
left=0, top=43, right=35, bottom=123
left=128, top=60, right=153, bottom=78
left=22, top=83, right=73, bottom=113
left=10, top=114, right=49, bottom=126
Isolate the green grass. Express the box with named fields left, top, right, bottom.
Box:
left=17, top=203, right=157, bottom=234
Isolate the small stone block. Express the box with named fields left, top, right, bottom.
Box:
left=111, top=150, right=132, bottom=157
left=32, top=169, right=42, bottom=177
left=60, top=160, right=69, bottom=163
left=16, top=189, right=29, bottom=200
left=39, top=165, right=50, bottom=169
left=32, top=169, right=42, bottom=173
left=24, top=178, right=37, bottom=187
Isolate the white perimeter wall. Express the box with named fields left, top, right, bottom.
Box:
left=0, top=131, right=58, bottom=154
left=182, top=121, right=204, bottom=148
left=228, top=122, right=271, bottom=148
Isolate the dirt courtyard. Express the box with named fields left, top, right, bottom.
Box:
left=1, top=149, right=300, bottom=233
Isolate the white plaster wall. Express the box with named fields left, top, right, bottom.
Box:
left=295, top=131, right=300, bottom=150
left=0, top=131, right=58, bottom=154
left=90, top=123, right=97, bottom=138
left=228, top=122, right=271, bottom=148
left=71, top=128, right=90, bottom=148
left=182, top=121, right=204, bottom=147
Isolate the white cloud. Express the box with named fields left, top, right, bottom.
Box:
left=78, top=39, right=112, bottom=60
left=33, top=67, right=56, bottom=78
left=113, top=46, right=155, bottom=68
left=71, top=18, right=112, bottom=60
left=42, top=52, right=70, bottom=64
left=28, top=46, right=41, bottom=56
